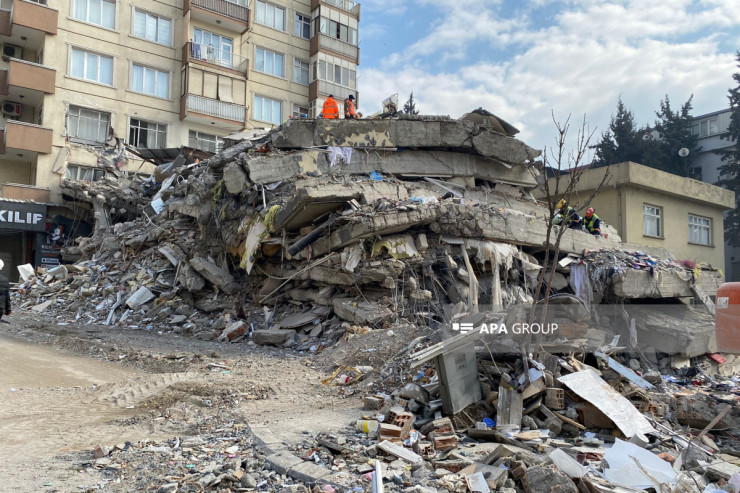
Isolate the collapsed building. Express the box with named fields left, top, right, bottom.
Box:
left=20, top=113, right=722, bottom=352
left=13, top=113, right=740, bottom=493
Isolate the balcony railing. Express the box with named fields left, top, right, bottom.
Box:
left=311, top=33, right=359, bottom=61
left=0, top=120, right=53, bottom=155
left=184, top=42, right=248, bottom=73
left=7, top=58, right=56, bottom=94
left=184, top=94, right=245, bottom=123
left=190, top=0, right=250, bottom=25
left=11, top=0, right=58, bottom=35
left=1, top=183, right=50, bottom=202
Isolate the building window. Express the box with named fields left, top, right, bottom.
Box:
left=255, top=1, right=284, bottom=31
left=255, top=47, right=284, bottom=77
left=131, top=64, right=169, bottom=99
left=313, top=60, right=356, bottom=89
left=254, top=95, right=282, bottom=125
left=225, top=0, right=246, bottom=5
left=193, top=29, right=233, bottom=68
left=65, top=164, right=106, bottom=182
left=292, top=104, right=308, bottom=119
left=643, top=204, right=662, bottom=237
left=133, top=9, right=172, bottom=45
left=689, top=214, right=712, bottom=245
left=129, top=118, right=166, bottom=148
left=70, top=48, right=113, bottom=85
left=72, top=0, right=115, bottom=29
left=294, top=13, right=310, bottom=39
left=67, top=105, right=111, bottom=144
left=309, top=100, right=318, bottom=118
left=313, top=17, right=357, bottom=45
left=188, top=131, right=223, bottom=153
left=293, top=59, right=309, bottom=85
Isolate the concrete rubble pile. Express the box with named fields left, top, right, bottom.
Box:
left=13, top=114, right=725, bottom=355
left=10, top=114, right=740, bottom=492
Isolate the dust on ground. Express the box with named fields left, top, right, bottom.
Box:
left=0, top=311, right=417, bottom=492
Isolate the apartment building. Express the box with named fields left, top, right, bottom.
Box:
left=0, top=0, right=360, bottom=279
left=688, top=109, right=739, bottom=281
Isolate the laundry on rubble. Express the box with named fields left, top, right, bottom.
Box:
left=8, top=113, right=739, bottom=492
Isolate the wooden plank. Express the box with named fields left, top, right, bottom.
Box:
left=377, top=440, right=423, bottom=464
left=496, top=386, right=523, bottom=430
left=694, top=404, right=732, bottom=443
left=553, top=411, right=586, bottom=430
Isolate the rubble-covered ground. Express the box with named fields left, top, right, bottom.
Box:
left=5, top=114, right=739, bottom=492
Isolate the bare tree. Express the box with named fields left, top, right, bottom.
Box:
left=527, top=114, right=611, bottom=348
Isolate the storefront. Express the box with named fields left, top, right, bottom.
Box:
left=0, top=199, right=47, bottom=281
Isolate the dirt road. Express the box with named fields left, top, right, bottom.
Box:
left=0, top=312, right=369, bottom=492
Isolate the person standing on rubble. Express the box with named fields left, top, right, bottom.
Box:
left=344, top=95, right=357, bottom=119
left=584, top=207, right=601, bottom=236
left=554, top=199, right=583, bottom=229
left=0, top=260, right=11, bottom=322
left=321, top=95, right=339, bottom=119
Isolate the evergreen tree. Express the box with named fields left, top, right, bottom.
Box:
left=403, top=92, right=419, bottom=115
left=716, top=52, right=740, bottom=247
left=592, top=98, right=645, bottom=166
left=646, top=95, right=699, bottom=177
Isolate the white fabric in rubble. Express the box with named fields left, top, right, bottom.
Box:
left=328, top=146, right=353, bottom=167
left=569, top=262, right=593, bottom=309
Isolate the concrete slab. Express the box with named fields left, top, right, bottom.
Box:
left=288, top=461, right=331, bottom=483
left=265, top=452, right=302, bottom=475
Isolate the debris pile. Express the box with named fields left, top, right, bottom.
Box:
left=14, top=115, right=725, bottom=356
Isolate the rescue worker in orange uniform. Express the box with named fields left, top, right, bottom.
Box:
left=321, top=95, right=339, bottom=119
left=344, top=94, right=357, bottom=119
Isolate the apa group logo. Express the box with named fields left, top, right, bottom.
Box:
left=452, top=322, right=475, bottom=334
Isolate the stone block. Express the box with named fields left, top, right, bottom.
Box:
left=332, top=298, right=393, bottom=326
left=253, top=329, right=296, bottom=346
left=521, top=466, right=577, bottom=493
left=288, top=461, right=331, bottom=484
left=223, top=162, right=249, bottom=194
left=265, top=452, right=302, bottom=476
left=189, top=257, right=239, bottom=295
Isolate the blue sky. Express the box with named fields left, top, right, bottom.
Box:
left=356, top=0, right=740, bottom=156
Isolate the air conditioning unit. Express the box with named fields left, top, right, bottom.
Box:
left=3, top=101, right=22, bottom=118
left=3, top=44, right=21, bottom=59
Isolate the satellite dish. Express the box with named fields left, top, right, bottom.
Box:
left=678, top=148, right=689, bottom=157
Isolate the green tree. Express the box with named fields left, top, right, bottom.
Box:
left=592, top=98, right=645, bottom=166
left=716, top=52, right=740, bottom=247
left=403, top=92, right=419, bottom=115
left=644, top=95, right=699, bottom=177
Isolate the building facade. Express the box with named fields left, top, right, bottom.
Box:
left=550, top=161, right=735, bottom=271
left=0, top=0, right=360, bottom=278
left=688, top=109, right=739, bottom=281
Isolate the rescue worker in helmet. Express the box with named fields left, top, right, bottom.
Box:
left=584, top=207, right=601, bottom=237
left=553, top=199, right=582, bottom=229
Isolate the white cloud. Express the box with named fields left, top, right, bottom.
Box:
left=359, top=0, right=739, bottom=154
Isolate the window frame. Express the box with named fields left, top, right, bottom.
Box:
left=66, top=104, right=112, bottom=145
left=254, top=46, right=285, bottom=78
left=292, top=103, right=308, bottom=119
left=688, top=214, right=712, bottom=246
left=131, top=7, right=173, bottom=46
left=253, top=94, right=282, bottom=125
left=70, top=0, right=116, bottom=31
left=130, top=62, right=170, bottom=100
left=188, top=130, right=223, bottom=153
left=293, top=58, right=309, bottom=85
left=192, top=28, right=234, bottom=69
left=128, top=117, right=167, bottom=149
left=68, top=46, right=115, bottom=86
left=294, top=12, right=310, bottom=39
left=255, top=0, right=285, bottom=31
left=643, top=204, right=663, bottom=238
left=65, top=164, right=107, bottom=182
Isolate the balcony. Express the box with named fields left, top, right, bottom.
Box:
left=310, top=34, right=359, bottom=62
left=0, top=59, right=55, bottom=104
left=9, top=0, right=58, bottom=35
left=311, top=0, right=360, bottom=18
left=185, top=0, right=249, bottom=33
left=181, top=94, right=245, bottom=129
left=182, top=42, right=248, bottom=76
left=309, top=80, right=357, bottom=102
left=0, top=120, right=53, bottom=159
left=2, top=183, right=50, bottom=202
